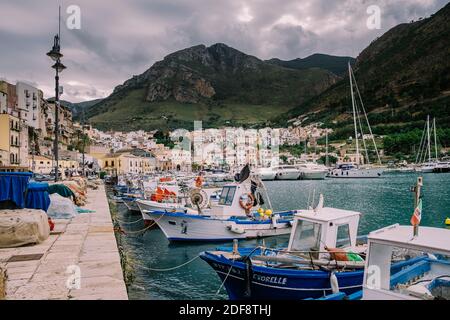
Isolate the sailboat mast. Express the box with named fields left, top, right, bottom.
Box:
left=349, top=63, right=360, bottom=166
left=427, top=115, right=431, bottom=163
left=325, top=131, right=329, bottom=167
left=433, top=118, right=438, bottom=161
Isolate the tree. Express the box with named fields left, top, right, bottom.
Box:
left=318, top=155, right=338, bottom=166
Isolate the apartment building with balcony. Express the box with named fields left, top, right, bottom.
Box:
left=16, top=81, right=41, bottom=129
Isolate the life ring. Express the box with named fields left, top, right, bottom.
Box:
left=239, top=193, right=255, bottom=211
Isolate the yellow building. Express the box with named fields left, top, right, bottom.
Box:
left=0, top=113, right=22, bottom=168
left=99, top=152, right=154, bottom=176
left=29, top=155, right=53, bottom=174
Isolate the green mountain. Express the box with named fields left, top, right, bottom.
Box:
left=281, top=3, right=450, bottom=143
left=84, top=43, right=340, bottom=131
left=266, top=54, right=356, bottom=76
left=48, top=98, right=103, bottom=119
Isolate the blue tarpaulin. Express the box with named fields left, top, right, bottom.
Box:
left=25, top=182, right=51, bottom=212
left=0, top=172, right=32, bottom=208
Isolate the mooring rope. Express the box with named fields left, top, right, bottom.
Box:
left=215, top=258, right=236, bottom=296
left=113, top=211, right=168, bottom=235
left=134, top=255, right=201, bottom=272
left=115, top=217, right=143, bottom=225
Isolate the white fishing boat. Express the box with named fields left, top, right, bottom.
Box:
left=362, top=224, right=450, bottom=300
left=330, top=63, right=384, bottom=179
left=274, top=165, right=301, bottom=180
left=297, top=162, right=328, bottom=180
left=141, top=166, right=295, bottom=241
left=253, top=167, right=277, bottom=181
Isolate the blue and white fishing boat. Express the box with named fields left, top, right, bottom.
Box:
left=141, top=165, right=295, bottom=241
left=200, top=201, right=419, bottom=300
left=361, top=224, right=450, bottom=300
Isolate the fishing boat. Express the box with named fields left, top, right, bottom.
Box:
left=329, top=63, right=384, bottom=179
left=200, top=196, right=421, bottom=300
left=361, top=224, right=450, bottom=300
left=141, top=165, right=295, bottom=241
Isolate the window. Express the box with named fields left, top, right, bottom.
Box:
left=219, top=186, right=236, bottom=206
left=105, top=161, right=109, bottom=167
left=111, top=161, right=115, bottom=167
left=336, top=224, right=351, bottom=248
left=290, top=220, right=322, bottom=252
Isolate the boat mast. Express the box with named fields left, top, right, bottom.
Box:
left=349, top=63, right=360, bottom=166
left=427, top=115, right=431, bottom=163
left=433, top=118, right=438, bottom=161
left=325, top=131, right=329, bottom=167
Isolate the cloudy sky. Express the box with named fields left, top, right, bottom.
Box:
left=0, top=0, right=447, bottom=102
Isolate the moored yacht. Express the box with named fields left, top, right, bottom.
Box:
left=329, top=163, right=384, bottom=178
left=329, top=63, right=384, bottom=178
left=253, top=167, right=277, bottom=181
left=274, top=165, right=301, bottom=180
left=297, top=162, right=328, bottom=180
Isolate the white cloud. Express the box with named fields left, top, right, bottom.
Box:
left=0, top=0, right=447, bottom=102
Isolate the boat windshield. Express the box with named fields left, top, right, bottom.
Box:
left=336, top=224, right=351, bottom=248
left=219, top=186, right=236, bottom=206
left=290, top=220, right=322, bottom=252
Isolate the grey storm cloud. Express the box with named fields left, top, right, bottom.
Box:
left=0, top=0, right=447, bottom=102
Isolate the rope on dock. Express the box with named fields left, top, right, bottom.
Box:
left=134, top=255, right=201, bottom=272
left=114, top=211, right=168, bottom=235
left=115, top=217, right=143, bottom=225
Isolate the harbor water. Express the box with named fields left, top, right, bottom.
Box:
left=115, top=172, right=450, bottom=300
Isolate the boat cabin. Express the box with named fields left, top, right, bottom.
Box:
left=209, top=182, right=258, bottom=218
left=287, top=207, right=361, bottom=259
left=336, top=163, right=357, bottom=170
left=362, top=224, right=450, bottom=300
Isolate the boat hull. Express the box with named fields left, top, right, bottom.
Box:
left=200, top=252, right=363, bottom=300
left=200, top=253, right=425, bottom=300
left=329, top=168, right=384, bottom=178
left=258, top=172, right=277, bottom=181
left=143, top=211, right=292, bottom=242
left=275, top=171, right=300, bottom=180
left=299, top=171, right=328, bottom=180
left=136, top=199, right=188, bottom=213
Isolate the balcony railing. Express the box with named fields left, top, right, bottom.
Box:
left=10, top=124, right=21, bottom=132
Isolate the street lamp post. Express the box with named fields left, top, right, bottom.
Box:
left=46, top=7, right=66, bottom=182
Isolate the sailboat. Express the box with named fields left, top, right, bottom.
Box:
left=329, top=63, right=384, bottom=179
left=416, top=116, right=443, bottom=173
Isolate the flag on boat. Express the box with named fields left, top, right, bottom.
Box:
left=410, top=198, right=423, bottom=226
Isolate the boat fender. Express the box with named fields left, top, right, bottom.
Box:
left=271, top=214, right=278, bottom=229
left=228, top=224, right=246, bottom=234
left=445, top=218, right=450, bottom=226
left=330, top=271, right=339, bottom=294
left=243, top=257, right=253, bottom=298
